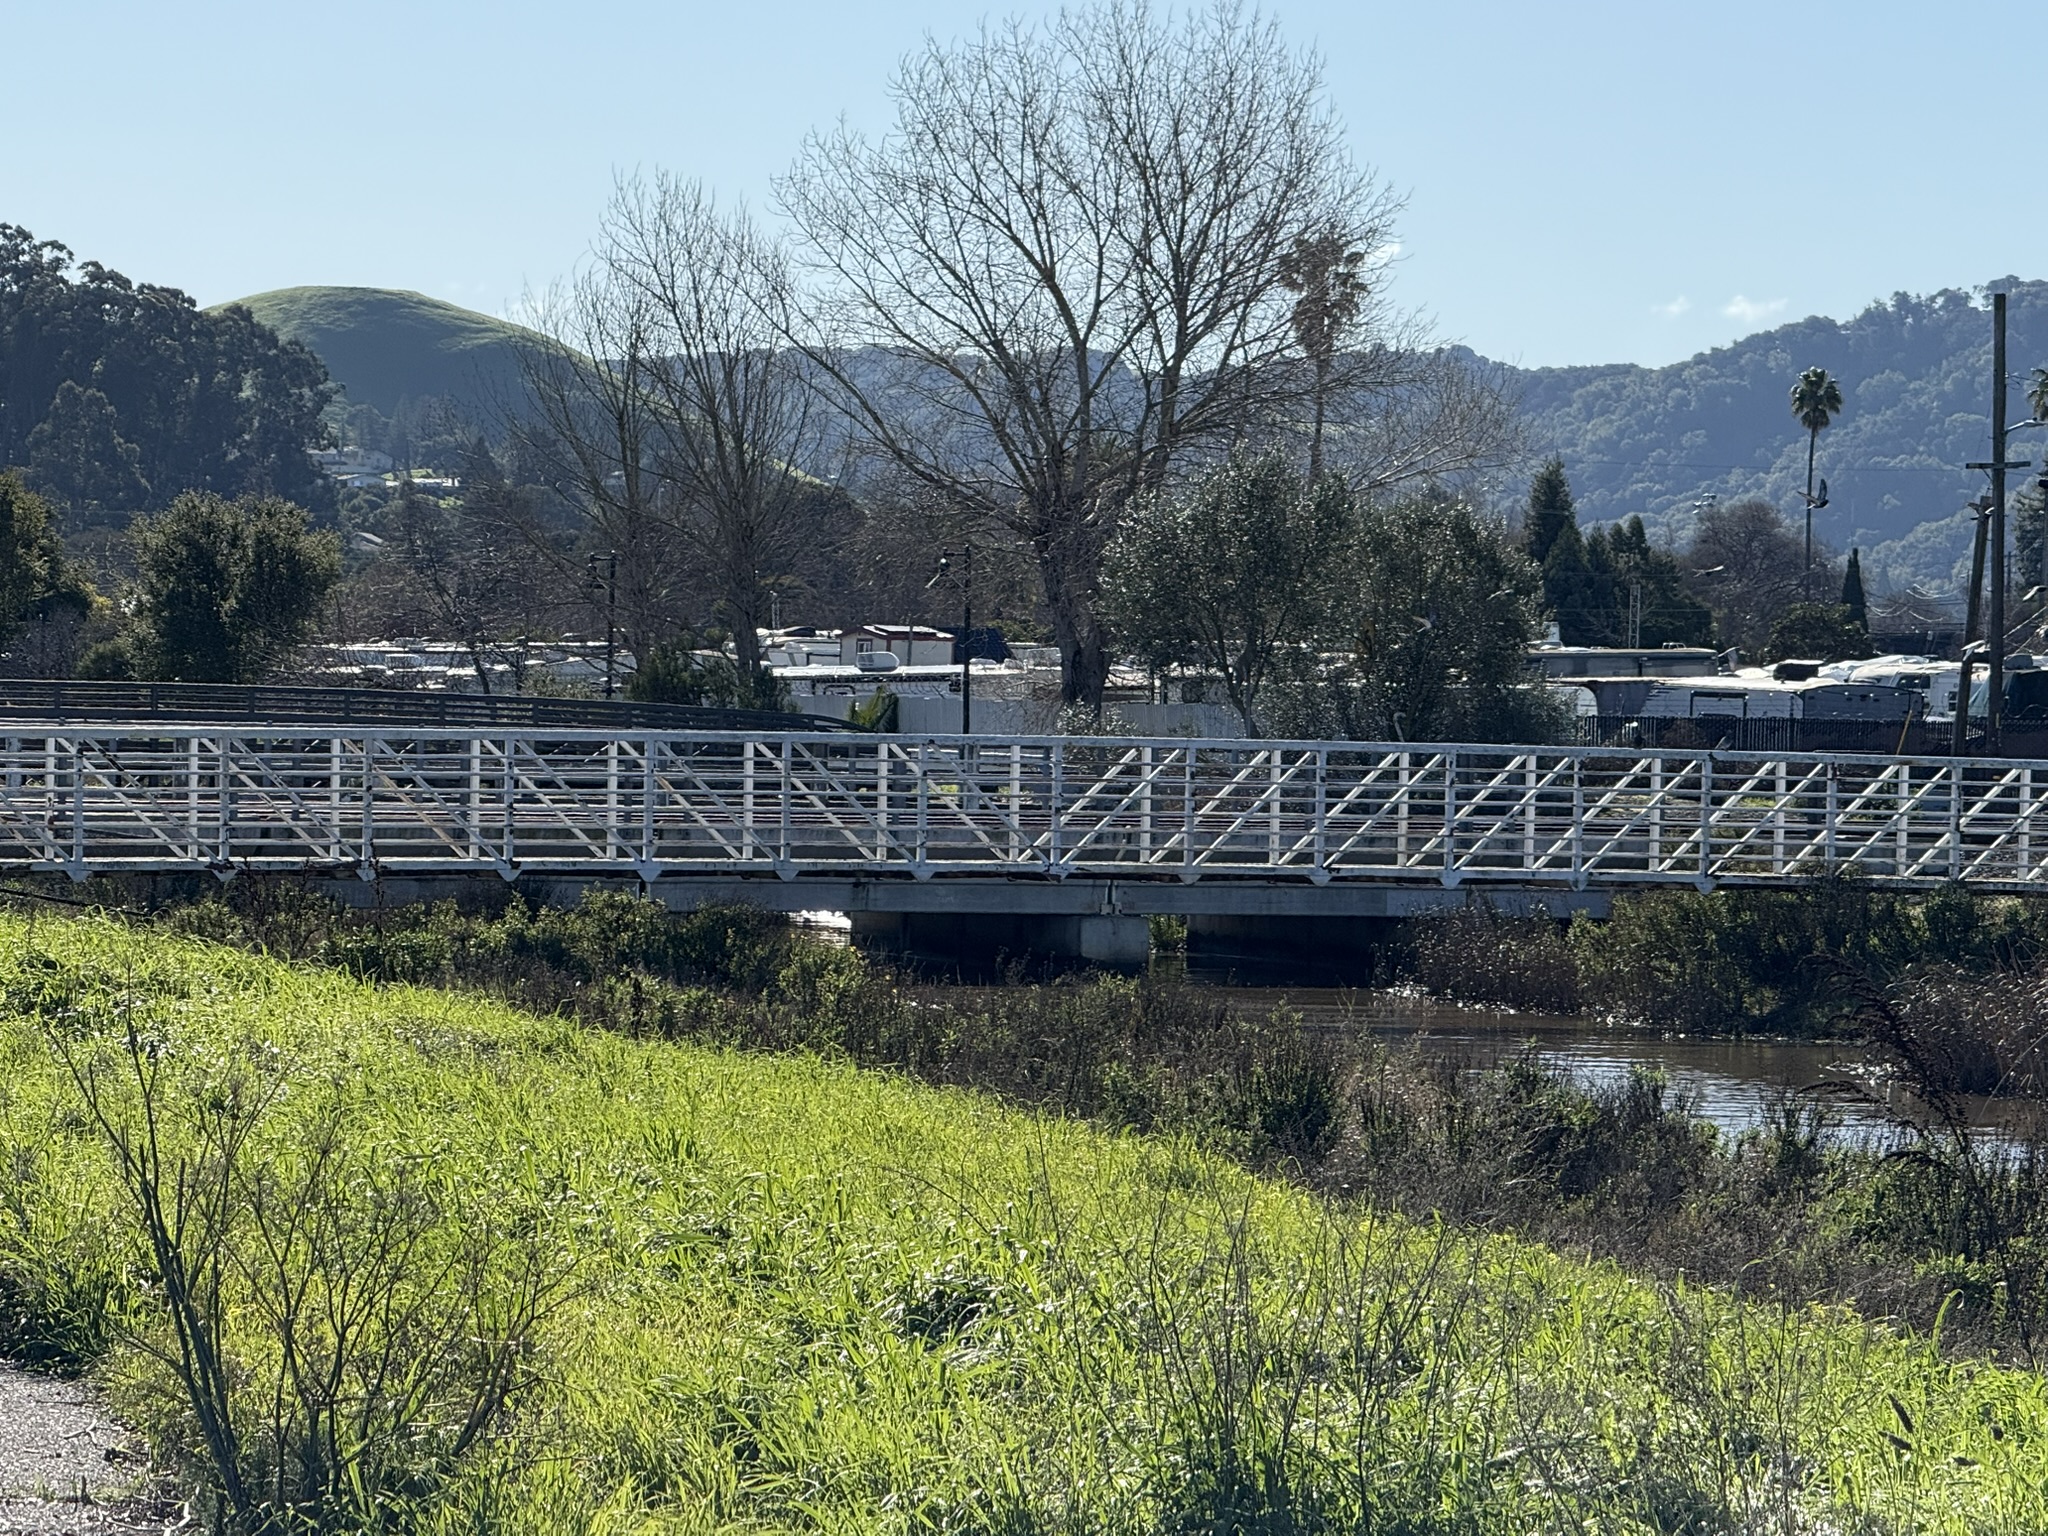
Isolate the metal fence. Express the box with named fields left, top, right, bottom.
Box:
left=7, top=727, right=2048, bottom=892
left=0, top=680, right=856, bottom=735
left=1572, top=714, right=2048, bottom=760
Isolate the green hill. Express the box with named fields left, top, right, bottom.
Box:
left=1491, top=278, right=2048, bottom=592
left=214, top=285, right=539, bottom=422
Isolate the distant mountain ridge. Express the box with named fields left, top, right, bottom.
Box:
left=231, top=281, right=2048, bottom=594
left=1488, top=279, right=2048, bottom=593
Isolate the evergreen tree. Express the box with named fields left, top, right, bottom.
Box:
left=1542, top=521, right=1605, bottom=646
left=127, top=492, right=340, bottom=682
left=1602, top=515, right=1714, bottom=647
left=1524, top=457, right=1615, bottom=644
left=1841, top=548, right=1868, bottom=630
left=1523, top=456, right=1576, bottom=566
left=0, top=470, right=92, bottom=652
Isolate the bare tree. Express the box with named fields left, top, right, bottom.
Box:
left=511, top=271, right=690, bottom=662
left=781, top=1, right=1393, bottom=709
left=1682, top=497, right=1824, bottom=656
left=601, top=175, right=834, bottom=673
left=1317, top=343, right=1522, bottom=497
left=513, top=183, right=836, bottom=673
left=385, top=457, right=559, bottom=691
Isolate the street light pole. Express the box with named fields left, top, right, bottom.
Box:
left=1954, top=497, right=1992, bottom=758
left=928, top=546, right=975, bottom=734
left=586, top=551, right=618, bottom=699
left=960, top=544, right=973, bottom=735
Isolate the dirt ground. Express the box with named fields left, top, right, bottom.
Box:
left=0, top=1364, right=175, bottom=1535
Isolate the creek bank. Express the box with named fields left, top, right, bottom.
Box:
left=11, top=875, right=2048, bottom=1359
left=4, top=915, right=2047, bottom=1535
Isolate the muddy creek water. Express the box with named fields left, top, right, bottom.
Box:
left=798, top=915, right=2039, bottom=1145
left=1172, top=968, right=2042, bottom=1146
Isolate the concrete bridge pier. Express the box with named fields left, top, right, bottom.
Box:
left=850, top=909, right=1152, bottom=970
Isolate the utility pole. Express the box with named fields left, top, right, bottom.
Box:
left=1967, top=293, right=2031, bottom=753
left=1991, top=294, right=2010, bottom=752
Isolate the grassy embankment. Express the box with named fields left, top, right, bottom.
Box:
left=3, top=907, right=2048, bottom=1533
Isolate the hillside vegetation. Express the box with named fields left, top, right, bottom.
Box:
left=219, top=286, right=539, bottom=423
left=1501, top=279, right=2048, bottom=590
left=2, top=909, right=2046, bottom=1533
left=0, top=225, right=333, bottom=516
left=222, top=272, right=2048, bottom=596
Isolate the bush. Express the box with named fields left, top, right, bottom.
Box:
left=1411, top=903, right=1582, bottom=1012
left=627, top=641, right=792, bottom=712
left=1572, top=876, right=2046, bottom=1035
left=47, top=874, right=2048, bottom=1363
left=72, top=634, right=137, bottom=679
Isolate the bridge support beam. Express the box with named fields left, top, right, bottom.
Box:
left=850, top=910, right=1151, bottom=970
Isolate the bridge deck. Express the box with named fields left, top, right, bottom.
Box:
left=3, top=726, right=2046, bottom=897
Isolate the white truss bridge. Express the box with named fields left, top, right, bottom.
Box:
left=5, top=726, right=2048, bottom=907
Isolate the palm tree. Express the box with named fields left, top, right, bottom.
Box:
left=1279, top=231, right=1368, bottom=483
left=1789, top=366, right=1844, bottom=588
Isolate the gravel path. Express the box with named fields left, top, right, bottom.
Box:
left=0, top=1363, right=175, bottom=1535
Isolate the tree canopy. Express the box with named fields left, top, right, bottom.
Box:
left=1523, top=457, right=1577, bottom=568
left=1681, top=498, right=1817, bottom=657
left=1104, top=454, right=1361, bottom=733
left=1500, top=283, right=2048, bottom=590
left=119, top=492, right=340, bottom=683
left=0, top=225, right=334, bottom=514
left=1762, top=602, right=1874, bottom=665
left=1522, top=460, right=1711, bottom=648
left=1265, top=497, right=1553, bottom=743
left=0, top=470, right=91, bottom=654
left=781, top=2, right=1404, bottom=709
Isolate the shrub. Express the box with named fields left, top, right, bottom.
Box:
left=1410, top=903, right=1582, bottom=1012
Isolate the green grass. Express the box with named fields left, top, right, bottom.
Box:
left=215, top=286, right=541, bottom=418
left=2, top=909, right=2047, bottom=1533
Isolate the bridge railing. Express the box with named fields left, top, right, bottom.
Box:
left=2, top=726, right=2044, bottom=890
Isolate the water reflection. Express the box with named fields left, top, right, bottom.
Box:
left=793, top=914, right=2041, bottom=1147
left=1177, top=975, right=2044, bottom=1147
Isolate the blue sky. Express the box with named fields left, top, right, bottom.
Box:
left=6, top=0, right=2040, bottom=368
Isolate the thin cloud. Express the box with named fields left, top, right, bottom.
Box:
left=1653, top=295, right=1691, bottom=318
left=1723, top=294, right=1788, bottom=326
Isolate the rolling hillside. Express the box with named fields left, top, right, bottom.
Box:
left=218, top=278, right=2048, bottom=593
left=1500, top=278, right=2048, bottom=592
left=215, top=286, right=539, bottom=423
